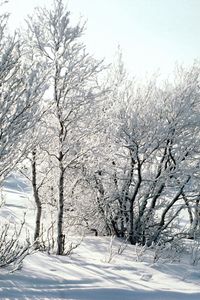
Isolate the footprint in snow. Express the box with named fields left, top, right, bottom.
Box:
left=140, top=273, right=153, bottom=281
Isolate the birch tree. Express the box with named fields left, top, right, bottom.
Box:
left=26, top=0, right=105, bottom=254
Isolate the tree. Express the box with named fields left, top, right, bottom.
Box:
left=26, top=0, right=105, bottom=254
left=0, top=7, right=47, bottom=184
left=84, top=58, right=200, bottom=246
left=19, top=143, right=57, bottom=248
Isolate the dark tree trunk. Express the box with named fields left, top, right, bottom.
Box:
left=147, top=176, right=190, bottom=246
left=32, top=149, right=42, bottom=245
left=128, top=156, right=142, bottom=245
left=57, top=152, right=65, bottom=255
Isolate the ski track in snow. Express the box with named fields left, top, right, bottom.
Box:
left=0, top=176, right=200, bottom=299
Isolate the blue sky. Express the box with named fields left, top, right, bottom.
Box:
left=6, top=0, right=200, bottom=78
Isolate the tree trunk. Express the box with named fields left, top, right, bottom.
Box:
left=32, top=149, right=42, bottom=246
left=189, top=198, right=200, bottom=239
left=147, top=176, right=190, bottom=246
left=57, top=152, right=65, bottom=255
left=128, top=156, right=142, bottom=244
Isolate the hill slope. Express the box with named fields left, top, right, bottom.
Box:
left=1, top=176, right=200, bottom=300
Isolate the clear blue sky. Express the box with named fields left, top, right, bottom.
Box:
left=6, top=0, right=200, bottom=78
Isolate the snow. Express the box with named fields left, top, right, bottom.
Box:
left=1, top=176, right=200, bottom=299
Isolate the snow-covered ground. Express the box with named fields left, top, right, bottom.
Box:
left=1, top=176, right=200, bottom=300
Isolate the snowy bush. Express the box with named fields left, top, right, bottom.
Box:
left=0, top=217, right=31, bottom=269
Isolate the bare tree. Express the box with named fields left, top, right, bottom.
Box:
left=85, top=58, right=200, bottom=246
left=26, top=0, right=106, bottom=255
left=0, top=8, right=47, bottom=184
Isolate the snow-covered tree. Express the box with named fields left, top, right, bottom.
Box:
left=0, top=8, right=47, bottom=183
left=82, top=57, right=200, bottom=246
left=26, top=0, right=106, bottom=254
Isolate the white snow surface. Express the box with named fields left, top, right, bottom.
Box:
left=1, top=176, right=200, bottom=300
